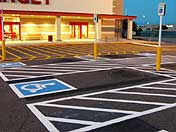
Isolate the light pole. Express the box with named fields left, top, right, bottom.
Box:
left=156, top=2, right=166, bottom=71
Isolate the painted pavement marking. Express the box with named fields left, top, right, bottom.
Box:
left=27, top=78, right=176, bottom=132
left=0, top=60, right=122, bottom=82
left=9, top=79, right=76, bottom=98
left=0, top=62, right=25, bottom=68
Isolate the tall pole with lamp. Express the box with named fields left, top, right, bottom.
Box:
left=93, top=13, right=98, bottom=60
left=156, top=2, right=166, bottom=71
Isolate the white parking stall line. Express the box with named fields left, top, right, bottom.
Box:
left=160, top=82, right=176, bottom=85
left=69, top=103, right=176, bottom=132
left=110, top=91, right=176, bottom=98
left=5, top=74, right=37, bottom=78
left=29, top=65, right=96, bottom=70
left=129, top=67, right=176, bottom=79
left=1, top=71, right=56, bottom=74
left=27, top=104, right=60, bottom=132
left=37, top=103, right=139, bottom=114
left=35, top=86, right=137, bottom=105
left=140, top=86, right=176, bottom=91
left=157, top=130, right=168, bottom=132
left=46, top=117, right=101, bottom=125
left=10, top=67, right=77, bottom=72
left=27, top=78, right=176, bottom=132
left=41, top=64, right=114, bottom=68
left=75, top=97, right=170, bottom=106
left=0, top=72, right=9, bottom=81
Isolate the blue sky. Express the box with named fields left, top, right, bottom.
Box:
left=124, top=0, right=175, bottom=25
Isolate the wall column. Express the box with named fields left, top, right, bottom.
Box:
left=127, top=19, right=133, bottom=39
left=55, top=16, right=61, bottom=41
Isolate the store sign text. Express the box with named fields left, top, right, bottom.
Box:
left=0, top=0, right=50, bottom=5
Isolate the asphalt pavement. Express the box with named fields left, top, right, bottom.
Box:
left=0, top=54, right=176, bottom=132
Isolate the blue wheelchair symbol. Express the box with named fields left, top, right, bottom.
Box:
left=21, top=83, right=55, bottom=93
left=10, top=79, right=76, bottom=98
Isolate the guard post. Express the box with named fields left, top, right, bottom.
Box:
left=1, top=9, right=6, bottom=61
left=156, top=2, right=166, bottom=71
left=93, top=13, right=98, bottom=60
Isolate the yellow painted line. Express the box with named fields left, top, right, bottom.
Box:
left=18, top=46, right=50, bottom=59
left=27, top=45, right=59, bottom=56
left=37, top=46, right=66, bottom=57
left=8, top=47, right=36, bottom=59
left=6, top=50, right=22, bottom=60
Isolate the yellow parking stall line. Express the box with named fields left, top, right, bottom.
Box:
left=35, top=46, right=66, bottom=58
left=18, top=46, right=51, bottom=59
left=49, top=46, right=77, bottom=56
left=8, top=47, right=36, bottom=60
left=27, top=45, right=64, bottom=57
left=5, top=50, right=22, bottom=61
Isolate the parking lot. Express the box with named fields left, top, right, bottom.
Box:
left=0, top=42, right=176, bottom=132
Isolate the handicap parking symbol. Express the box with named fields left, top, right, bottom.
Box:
left=9, top=79, right=77, bottom=98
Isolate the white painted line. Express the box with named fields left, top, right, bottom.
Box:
left=0, top=72, right=9, bottom=81
left=34, top=86, right=136, bottom=105
left=75, top=97, right=169, bottom=106
left=32, top=78, right=175, bottom=105
left=38, top=103, right=139, bottom=114
left=157, top=130, right=168, bottom=132
left=27, top=104, right=60, bottom=132
left=140, top=86, right=176, bottom=91
left=30, top=65, right=96, bottom=70
left=160, top=82, right=176, bottom=85
left=1, top=70, right=58, bottom=74
left=111, top=91, right=176, bottom=98
left=40, top=64, right=114, bottom=68
left=10, top=67, right=76, bottom=72
left=5, top=74, right=37, bottom=77
left=5, top=67, right=122, bottom=82
left=129, top=67, right=175, bottom=79
left=70, top=103, right=176, bottom=132
left=133, top=42, right=158, bottom=47
left=46, top=117, right=101, bottom=125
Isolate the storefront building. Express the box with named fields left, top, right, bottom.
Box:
left=0, top=0, right=136, bottom=41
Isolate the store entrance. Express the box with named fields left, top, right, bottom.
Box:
left=4, top=22, right=21, bottom=40
left=70, top=22, right=88, bottom=39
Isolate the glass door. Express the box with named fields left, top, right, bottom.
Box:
left=69, top=22, right=88, bottom=39
left=4, top=22, right=21, bottom=40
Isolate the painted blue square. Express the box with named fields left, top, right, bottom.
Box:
left=10, top=79, right=76, bottom=98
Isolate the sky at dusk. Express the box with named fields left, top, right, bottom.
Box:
left=124, top=0, right=175, bottom=25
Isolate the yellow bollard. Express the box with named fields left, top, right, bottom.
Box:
left=2, top=40, right=6, bottom=61
left=156, top=46, right=162, bottom=71
left=94, top=42, right=98, bottom=60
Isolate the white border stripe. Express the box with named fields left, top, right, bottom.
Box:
left=140, top=86, right=176, bottom=91
left=75, top=97, right=169, bottom=106
left=32, top=78, right=175, bottom=105
left=27, top=104, right=60, bottom=132
left=46, top=117, right=101, bottom=125
left=110, top=91, right=176, bottom=98
left=38, top=103, right=139, bottom=114
left=70, top=103, right=176, bottom=132
left=0, top=72, right=9, bottom=81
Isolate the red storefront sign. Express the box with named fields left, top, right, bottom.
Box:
left=0, top=0, right=49, bottom=5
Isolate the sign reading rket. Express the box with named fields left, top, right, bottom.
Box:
left=0, top=0, right=50, bottom=5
